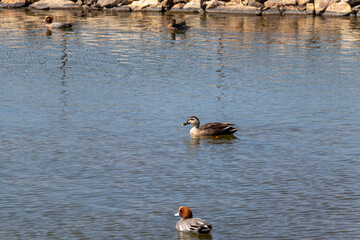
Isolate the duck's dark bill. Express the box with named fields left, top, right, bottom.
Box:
left=182, top=122, right=189, bottom=126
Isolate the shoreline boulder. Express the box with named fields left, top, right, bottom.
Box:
left=323, top=1, right=351, bottom=15
left=206, top=0, right=262, bottom=14
left=129, top=0, right=162, bottom=11
left=0, top=0, right=29, bottom=7
left=264, top=0, right=297, bottom=8
left=314, top=0, right=338, bottom=14
left=182, top=0, right=202, bottom=12
left=97, top=0, right=121, bottom=7
left=30, top=0, right=82, bottom=9
left=2, top=0, right=359, bottom=16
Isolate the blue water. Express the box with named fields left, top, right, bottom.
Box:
left=1, top=10, right=360, bottom=239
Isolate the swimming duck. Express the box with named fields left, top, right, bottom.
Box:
left=167, top=19, right=189, bottom=30
left=182, top=116, right=238, bottom=137
left=175, top=206, right=212, bottom=233
left=43, top=16, right=73, bottom=28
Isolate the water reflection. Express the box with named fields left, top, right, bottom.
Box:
left=215, top=35, right=226, bottom=103
left=59, top=33, right=69, bottom=82
left=58, top=32, right=69, bottom=122
left=184, top=135, right=238, bottom=148
left=46, top=29, right=52, bottom=36
left=177, top=231, right=213, bottom=240
left=44, top=28, right=72, bottom=122
left=170, top=31, right=187, bottom=41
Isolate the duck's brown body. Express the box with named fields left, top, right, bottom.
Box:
left=182, top=116, right=238, bottom=137
left=167, top=19, right=189, bottom=30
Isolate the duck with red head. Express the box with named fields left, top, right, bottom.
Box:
left=43, top=16, right=73, bottom=28
left=174, top=206, right=212, bottom=233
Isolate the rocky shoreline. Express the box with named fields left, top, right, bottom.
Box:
left=1, top=0, right=360, bottom=17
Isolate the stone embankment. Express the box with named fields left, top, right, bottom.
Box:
left=1, top=0, right=360, bottom=16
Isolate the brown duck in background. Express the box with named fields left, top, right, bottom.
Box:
left=182, top=116, right=238, bottom=137
left=167, top=19, right=190, bottom=30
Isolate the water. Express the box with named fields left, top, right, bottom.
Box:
left=1, top=9, right=360, bottom=239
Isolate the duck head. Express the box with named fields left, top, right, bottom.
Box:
left=175, top=206, right=193, bottom=219
left=43, top=16, right=53, bottom=24
left=182, top=116, right=200, bottom=128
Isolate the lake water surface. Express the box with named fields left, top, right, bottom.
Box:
left=1, top=9, right=360, bottom=239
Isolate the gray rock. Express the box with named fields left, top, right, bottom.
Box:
left=112, top=5, right=132, bottom=10
left=206, top=3, right=261, bottom=14
left=314, top=0, right=338, bottom=14
left=30, top=0, right=82, bottom=9
left=262, top=6, right=282, bottom=14
left=129, top=0, right=162, bottom=11
left=169, top=2, right=185, bottom=10
left=306, top=2, right=315, bottom=14
left=264, top=0, right=297, bottom=8
left=280, top=5, right=307, bottom=14
left=182, top=0, right=201, bottom=11
left=322, top=1, right=351, bottom=15
left=238, top=0, right=264, bottom=7
left=207, top=7, right=261, bottom=14
left=0, top=0, right=29, bottom=8
left=204, top=0, right=224, bottom=9
left=248, top=0, right=263, bottom=8
left=97, top=0, right=121, bottom=7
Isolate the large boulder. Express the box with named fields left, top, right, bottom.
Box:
left=264, top=0, right=297, bottom=8
left=129, top=0, right=162, bottom=11
left=97, top=0, right=121, bottom=7
left=322, top=1, right=351, bottom=15
left=30, top=0, right=81, bottom=9
left=206, top=0, right=262, bottom=14
left=248, top=0, right=264, bottom=7
left=182, top=0, right=202, bottom=11
left=314, top=0, right=338, bottom=14
left=0, top=0, right=29, bottom=7
left=169, top=2, right=186, bottom=10
left=279, top=5, right=307, bottom=14
left=239, top=0, right=264, bottom=7
left=204, top=0, right=224, bottom=9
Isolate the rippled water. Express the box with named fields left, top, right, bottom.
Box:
left=1, top=9, right=360, bottom=239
